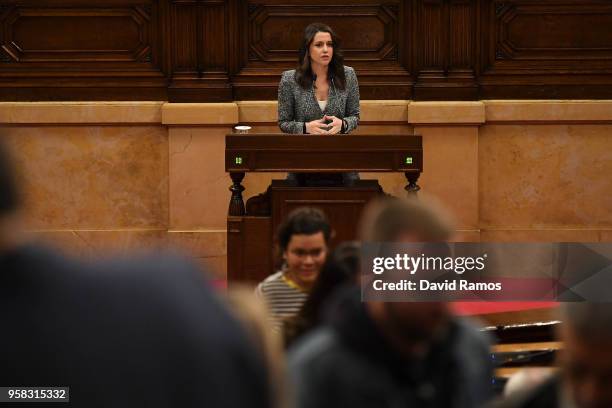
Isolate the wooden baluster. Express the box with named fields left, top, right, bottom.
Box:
left=404, top=172, right=421, bottom=196
left=228, top=172, right=245, bottom=216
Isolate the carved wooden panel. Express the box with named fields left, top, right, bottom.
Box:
left=167, top=0, right=231, bottom=102
left=480, top=0, right=612, bottom=98
left=489, top=1, right=612, bottom=68
left=1, top=7, right=151, bottom=62
left=2, top=0, right=612, bottom=101
left=0, top=0, right=166, bottom=100
left=232, top=0, right=412, bottom=100
left=449, top=0, right=473, bottom=70
left=247, top=4, right=398, bottom=62
left=413, top=0, right=477, bottom=100
left=418, top=0, right=445, bottom=70
left=200, top=3, right=226, bottom=72
left=171, top=1, right=198, bottom=72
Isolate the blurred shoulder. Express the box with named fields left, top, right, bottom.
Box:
left=343, top=65, right=357, bottom=77
left=259, top=270, right=284, bottom=285
left=281, top=69, right=297, bottom=82
left=91, top=250, right=248, bottom=341
left=0, top=243, right=90, bottom=292
left=87, top=250, right=220, bottom=314
left=289, top=327, right=359, bottom=373
left=289, top=327, right=379, bottom=387
left=289, top=328, right=340, bottom=369
left=454, top=316, right=492, bottom=350
left=489, top=376, right=560, bottom=408
left=256, top=271, right=284, bottom=294
left=94, top=249, right=203, bottom=283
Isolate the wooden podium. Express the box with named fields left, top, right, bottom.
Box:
left=225, top=134, right=423, bottom=284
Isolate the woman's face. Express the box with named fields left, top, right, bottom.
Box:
left=309, top=31, right=333, bottom=68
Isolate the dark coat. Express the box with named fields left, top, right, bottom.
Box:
left=489, top=376, right=559, bottom=408
left=0, top=244, right=270, bottom=408
left=289, top=289, right=493, bottom=408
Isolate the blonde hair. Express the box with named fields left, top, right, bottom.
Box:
left=225, top=286, right=289, bottom=408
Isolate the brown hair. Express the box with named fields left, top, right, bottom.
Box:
left=225, top=287, right=287, bottom=408
left=295, top=22, right=346, bottom=91
left=0, top=142, right=19, bottom=216
left=359, top=196, right=454, bottom=242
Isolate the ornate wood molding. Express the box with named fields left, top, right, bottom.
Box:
left=2, top=0, right=612, bottom=100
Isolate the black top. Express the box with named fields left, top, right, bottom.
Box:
left=491, top=376, right=559, bottom=408
left=289, top=288, right=493, bottom=408
left=330, top=289, right=459, bottom=407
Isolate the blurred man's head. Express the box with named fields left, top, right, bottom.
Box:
left=360, top=197, right=454, bottom=349
left=0, top=142, right=19, bottom=218
left=560, top=303, right=612, bottom=408
left=360, top=196, right=453, bottom=243
left=0, top=142, right=22, bottom=250
left=278, top=207, right=331, bottom=290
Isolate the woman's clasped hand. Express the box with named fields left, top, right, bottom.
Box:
left=305, top=115, right=342, bottom=134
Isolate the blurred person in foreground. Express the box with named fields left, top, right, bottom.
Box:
left=503, top=368, right=554, bottom=398
left=256, top=207, right=331, bottom=332
left=492, top=303, right=612, bottom=408
left=283, top=242, right=360, bottom=348
left=226, top=286, right=288, bottom=408
left=289, top=196, right=493, bottom=408
left=0, top=142, right=271, bottom=408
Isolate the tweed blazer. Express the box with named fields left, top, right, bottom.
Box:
left=278, top=66, right=360, bottom=134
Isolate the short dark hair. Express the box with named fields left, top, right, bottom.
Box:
left=0, top=142, right=19, bottom=215
left=277, top=207, right=331, bottom=253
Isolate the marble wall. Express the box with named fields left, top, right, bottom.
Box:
left=1, top=100, right=610, bottom=280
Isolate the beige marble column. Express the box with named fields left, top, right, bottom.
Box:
left=163, top=103, right=240, bottom=278
left=480, top=101, right=612, bottom=243
left=408, top=102, right=484, bottom=242
left=0, top=102, right=170, bottom=257
left=2, top=100, right=610, bottom=282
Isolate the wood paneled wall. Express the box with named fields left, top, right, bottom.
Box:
left=2, top=0, right=612, bottom=101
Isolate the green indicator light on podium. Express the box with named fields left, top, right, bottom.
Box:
left=235, top=156, right=243, bottom=165
left=405, top=157, right=413, bottom=164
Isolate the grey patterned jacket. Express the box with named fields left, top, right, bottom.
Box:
left=278, top=66, right=360, bottom=134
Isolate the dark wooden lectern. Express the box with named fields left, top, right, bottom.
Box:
left=225, top=134, right=423, bottom=283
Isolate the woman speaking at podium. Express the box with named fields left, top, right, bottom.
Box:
left=278, top=23, right=360, bottom=184
left=278, top=22, right=359, bottom=135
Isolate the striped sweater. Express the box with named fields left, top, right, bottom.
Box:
left=256, top=271, right=309, bottom=333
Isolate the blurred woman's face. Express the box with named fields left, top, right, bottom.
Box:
left=283, top=232, right=328, bottom=290
left=309, top=31, right=333, bottom=68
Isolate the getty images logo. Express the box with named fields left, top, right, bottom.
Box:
left=371, top=253, right=488, bottom=275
